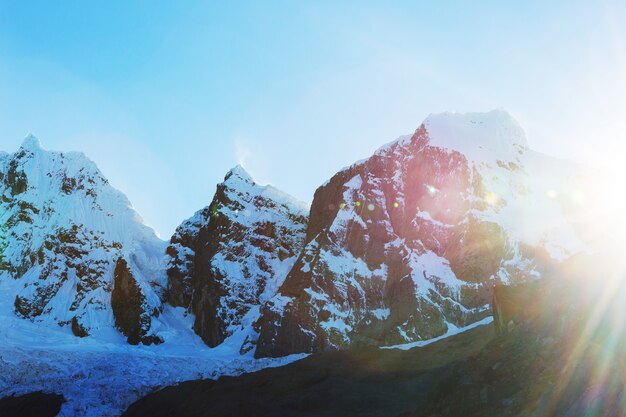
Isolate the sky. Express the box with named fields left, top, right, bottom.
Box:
left=0, top=1, right=625, bottom=238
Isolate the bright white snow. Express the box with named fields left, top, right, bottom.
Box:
left=381, top=316, right=494, bottom=350
left=0, top=305, right=306, bottom=416
left=423, top=109, right=528, bottom=165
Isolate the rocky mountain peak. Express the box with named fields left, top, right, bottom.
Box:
left=253, top=110, right=584, bottom=358
left=224, top=164, right=255, bottom=185
left=20, top=134, right=42, bottom=152
left=0, top=139, right=166, bottom=343
left=422, top=109, right=529, bottom=164
left=166, top=166, right=309, bottom=348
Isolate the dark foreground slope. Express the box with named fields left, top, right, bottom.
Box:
left=0, top=391, right=63, bottom=417
left=123, top=323, right=494, bottom=417
left=124, top=257, right=626, bottom=417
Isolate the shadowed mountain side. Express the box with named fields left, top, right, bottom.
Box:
left=0, top=391, right=64, bottom=417
left=417, top=259, right=626, bottom=417
left=124, top=254, right=626, bottom=417
left=123, top=324, right=494, bottom=417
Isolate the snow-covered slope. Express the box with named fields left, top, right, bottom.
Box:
left=0, top=303, right=305, bottom=417
left=254, top=109, right=587, bottom=357
left=0, top=141, right=309, bottom=416
left=166, top=165, right=309, bottom=349
left=0, top=137, right=166, bottom=343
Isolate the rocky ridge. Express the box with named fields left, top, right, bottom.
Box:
left=166, top=165, right=308, bottom=349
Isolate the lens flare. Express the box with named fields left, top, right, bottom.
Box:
left=484, top=192, right=498, bottom=205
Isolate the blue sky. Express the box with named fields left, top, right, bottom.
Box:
left=0, top=1, right=624, bottom=237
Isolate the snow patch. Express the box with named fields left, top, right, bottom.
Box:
left=423, top=109, right=528, bottom=165
left=382, top=316, right=494, bottom=350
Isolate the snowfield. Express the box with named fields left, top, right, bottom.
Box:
left=381, top=316, right=494, bottom=350
left=0, top=306, right=306, bottom=417
left=0, top=307, right=491, bottom=416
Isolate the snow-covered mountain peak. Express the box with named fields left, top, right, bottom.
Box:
left=20, top=134, right=42, bottom=152
left=423, top=109, right=528, bottom=164
left=220, top=165, right=309, bottom=217
left=166, top=165, right=309, bottom=348
left=0, top=139, right=166, bottom=343
left=225, top=164, right=254, bottom=184
left=0, top=139, right=156, bottom=245
left=254, top=109, right=586, bottom=359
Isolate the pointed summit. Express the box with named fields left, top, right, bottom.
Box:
left=166, top=161, right=308, bottom=348
left=20, top=134, right=42, bottom=152
left=224, top=164, right=254, bottom=184
left=422, top=109, right=529, bottom=164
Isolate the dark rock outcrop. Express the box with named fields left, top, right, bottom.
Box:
left=112, top=258, right=161, bottom=345
left=0, top=391, right=64, bottom=417
left=491, top=282, right=550, bottom=334
left=70, top=316, right=89, bottom=337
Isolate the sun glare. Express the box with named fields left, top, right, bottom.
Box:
left=484, top=192, right=499, bottom=205
left=578, top=165, right=626, bottom=252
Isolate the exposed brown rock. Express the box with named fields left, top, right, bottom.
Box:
left=111, top=258, right=160, bottom=345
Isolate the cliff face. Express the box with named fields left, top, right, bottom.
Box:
left=254, top=110, right=585, bottom=358
left=112, top=258, right=163, bottom=345
left=166, top=166, right=308, bottom=347
left=0, top=137, right=166, bottom=339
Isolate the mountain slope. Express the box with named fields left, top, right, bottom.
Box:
left=0, top=137, right=166, bottom=344
left=254, top=109, right=586, bottom=357
left=124, top=255, right=626, bottom=417
left=124, top=322, right=495, bottom=417
left=166, top=165, right=309, bottom=348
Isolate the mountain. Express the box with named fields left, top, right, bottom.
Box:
left=0, top=110, right=598, bottom=416
left=0, top=110, right=585, bottom=357
left=0, top=137, right=166, bottom=344
left=165, top=165, right=309, bottom=349
left=253, top=109, right=587, bottom=357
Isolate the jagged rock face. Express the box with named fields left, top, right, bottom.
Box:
left=166, top=207, right=210, bottom=309
left=166, top=166, right=308, bottom=347
left=0, top=137, right=166, bottom=339
left=112, top=258, right=163, bottom=345
left=255, top=110, right=586, bottom=358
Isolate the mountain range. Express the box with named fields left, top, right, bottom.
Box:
left=0, top=109, right=597, bottom=416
